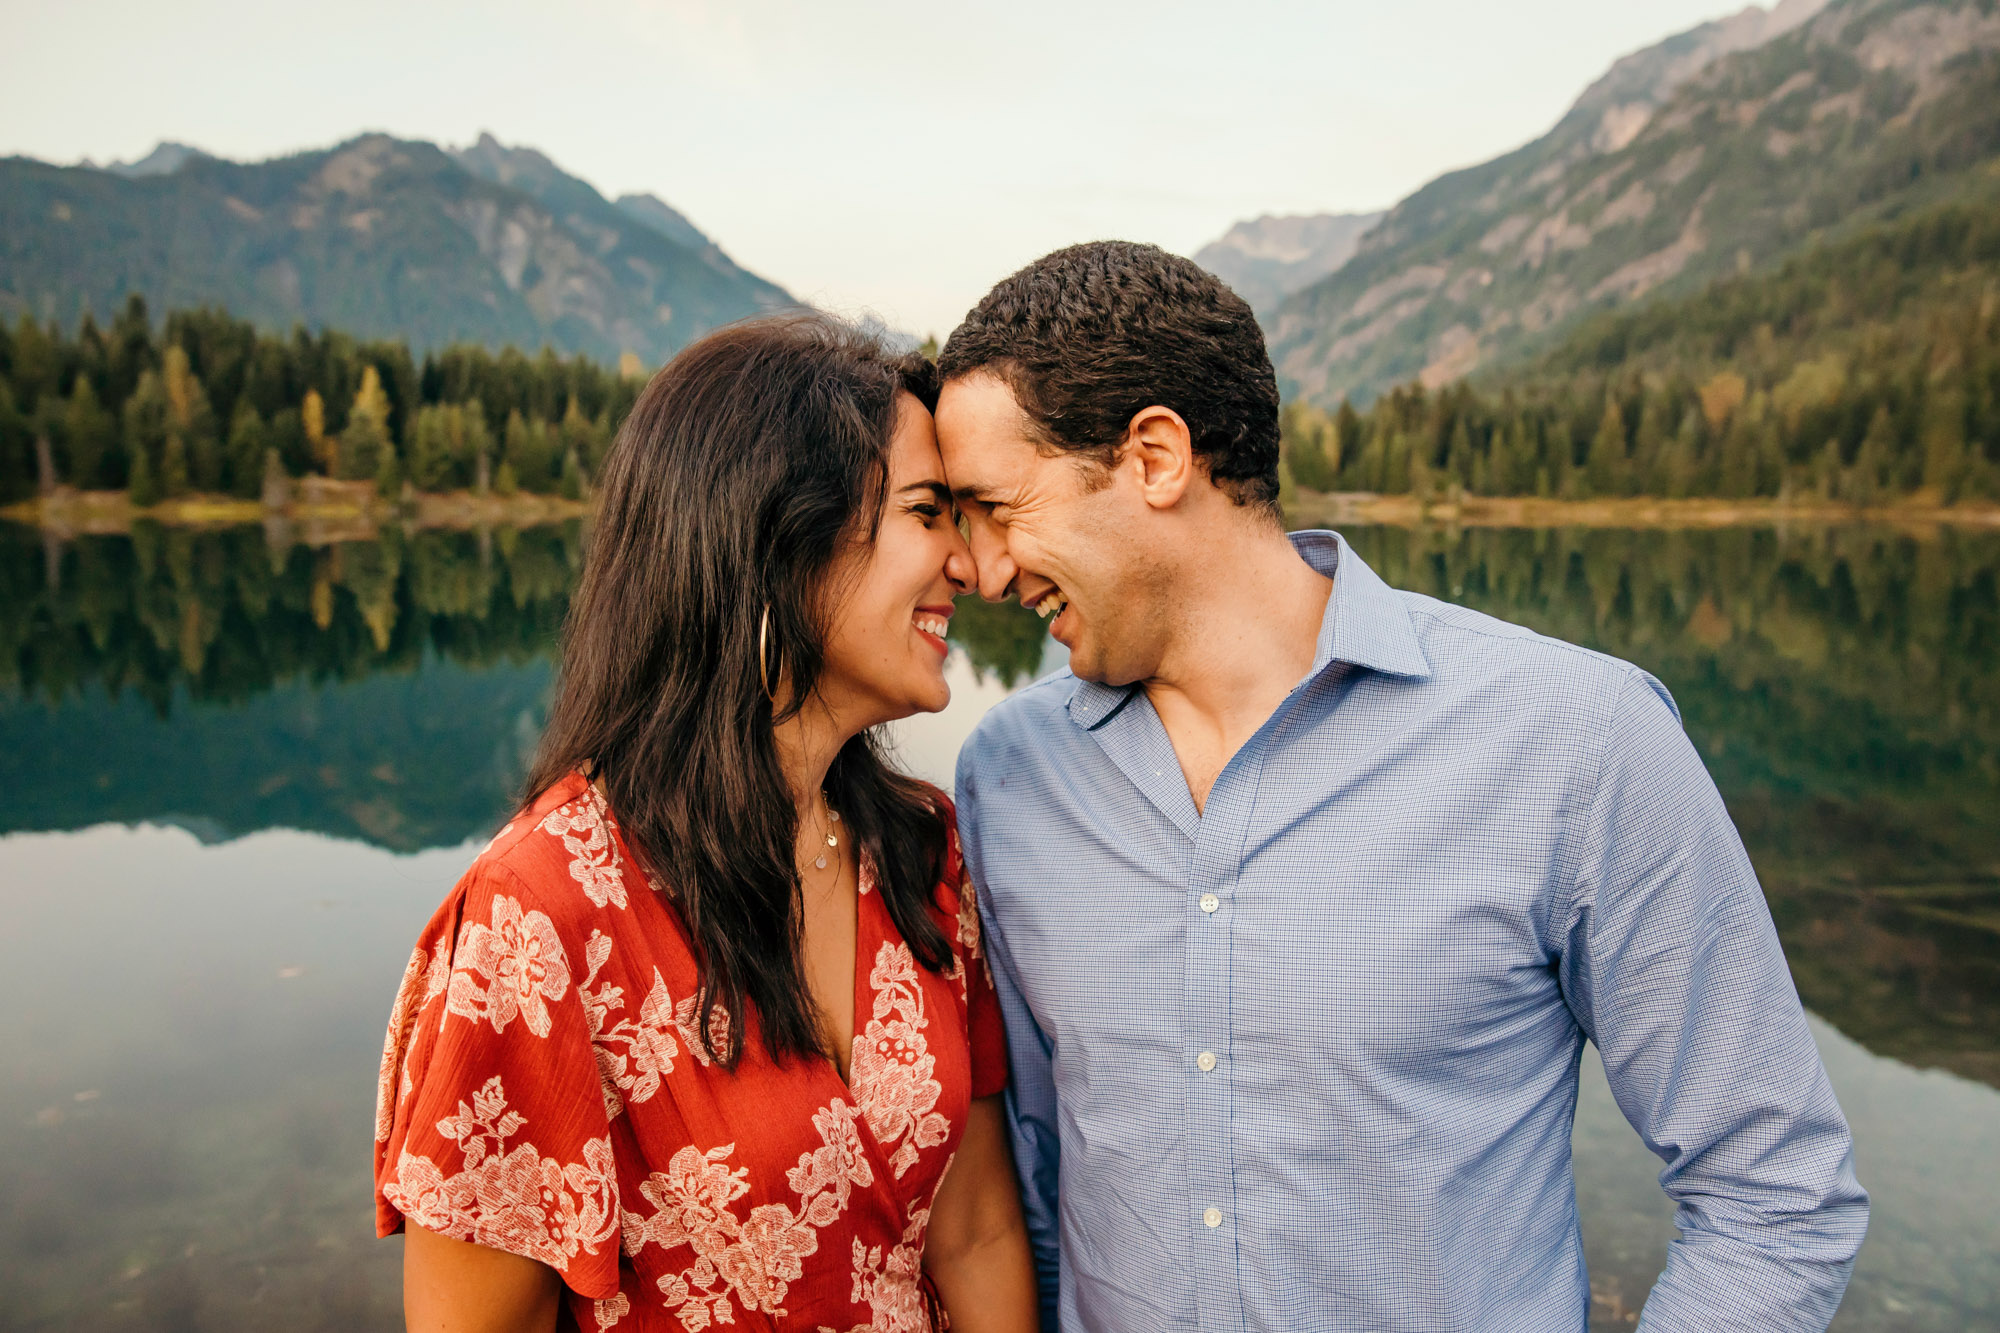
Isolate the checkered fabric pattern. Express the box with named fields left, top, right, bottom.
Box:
left=956, top=530, right=1867, bottom=1333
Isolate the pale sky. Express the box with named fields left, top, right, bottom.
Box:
left=3, top=0, right=1760, bottom=338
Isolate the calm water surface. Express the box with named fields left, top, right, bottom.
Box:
left=1, top=520, right=1994, bottom=1331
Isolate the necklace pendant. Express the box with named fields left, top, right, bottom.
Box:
left=813, top=852, right=829, bottom=870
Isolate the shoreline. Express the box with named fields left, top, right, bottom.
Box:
left=1287, top=490, right=2000, bottom=531
left=9, top=486, right=2000, bottom=537
left=1, top=483, right=588, bottom=541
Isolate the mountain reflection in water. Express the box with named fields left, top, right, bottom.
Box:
left=1, top=518, right=1995, bottom=1330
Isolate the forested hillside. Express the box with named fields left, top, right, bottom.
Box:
left=1282, top=202, right=2000, bottom=503
left=1268, top=0, right=2000, bottom=407
left=0, top=297, right=641, bottom=505
left=0, top=132, right=792, bottom=365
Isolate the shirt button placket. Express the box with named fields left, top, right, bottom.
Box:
left=1184, top=795, right=1244, bottom=1333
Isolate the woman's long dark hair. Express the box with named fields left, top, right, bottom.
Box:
left=524, top=313, right=953, bottom=1069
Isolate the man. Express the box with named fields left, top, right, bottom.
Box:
left=934, top=241, right=1867, bottom=1332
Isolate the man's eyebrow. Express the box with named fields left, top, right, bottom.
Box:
left=949, top=482, right=993, bottom=503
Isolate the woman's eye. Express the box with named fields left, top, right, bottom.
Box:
left=912, top=503, right=943, bottom=524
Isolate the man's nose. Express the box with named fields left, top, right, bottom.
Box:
left=968, top=527, right=1017, bottom=603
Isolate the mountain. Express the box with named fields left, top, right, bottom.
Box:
left=1267, top=0, right=2000, bottom=406
left=1192, top=211, right=1384, bottom=320
left=103, top=141, right=211, bottom=178
left=0, top=132, right=794, bottom=365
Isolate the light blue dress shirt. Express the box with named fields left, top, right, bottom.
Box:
left=955, top=530, right=1866, bottom=1333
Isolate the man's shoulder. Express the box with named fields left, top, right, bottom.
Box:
left=1393, top=588, right=1674, bottom=721
left=963, top=668, right=1082, bottom=756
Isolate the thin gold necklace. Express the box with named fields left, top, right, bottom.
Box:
left=801, top=791, right=841, bottom=874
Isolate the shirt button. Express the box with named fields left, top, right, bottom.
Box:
left=1196, top=1051, right=1217, bottom=1072
left=1203, top=1206, right=1223, bottom=1228
left=1199, top=893, right=1220, bottom=913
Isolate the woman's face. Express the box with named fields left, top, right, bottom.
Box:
left=815, top=394, right=975, bottom=729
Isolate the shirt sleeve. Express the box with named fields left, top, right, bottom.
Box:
left=373, top=860, right=623, bottom=1301
left=956, top=746, right=1062, bottom=1333
left=1558, top=667, right=1869, bottom=1332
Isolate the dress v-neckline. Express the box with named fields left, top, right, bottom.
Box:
left=827, top=853, right=876, bottom=1095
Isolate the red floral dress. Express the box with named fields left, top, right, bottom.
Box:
left=374, top=773, right=1007, bottom=1332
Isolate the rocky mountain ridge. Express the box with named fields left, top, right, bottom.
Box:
left=1266, top=0, right=2000, bottom=406
left=0, top=133, right=792, bottom=365
left=1193, top=211, right=1385, bottom=320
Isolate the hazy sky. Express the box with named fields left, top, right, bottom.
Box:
left=4, top=0, right=1759, bottom=337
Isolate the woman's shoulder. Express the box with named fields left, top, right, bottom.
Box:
left=458, top=772, right=643, bottom=927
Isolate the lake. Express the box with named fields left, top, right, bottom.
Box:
left=1, top=518, right=1995, bottom=1331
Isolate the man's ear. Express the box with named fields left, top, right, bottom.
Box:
left=1124, top=405, right=1194, bottom=511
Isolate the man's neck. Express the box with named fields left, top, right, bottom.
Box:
left=1141, top=525, right=1333, bottom=813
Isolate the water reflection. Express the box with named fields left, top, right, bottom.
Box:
left=2, top=519, right=1996, bottom=1330
left=1338, top=524, right=2000, bottom=1090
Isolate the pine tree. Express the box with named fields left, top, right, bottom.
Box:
left=123, top=370, right=169, bottom=495
left=340, top=366, right=393, bottom=482
left=0, top=383, right=31, bottom=505
left=225, top=403, right=267, bottom=499
left=127, top=433, right=158, bottom=507
left=1921, top=390, right=1969, bottom=502
left=261, top=446, right=292, bottom=509
left=302, top=389, right=331, bottom=476
left=162, top=344, right=220, bottom=492
left=64, top=377, right=118, bottom=490
left=1586, top=400, right=1629, bottom=497
left=1848, top=405, right=1896, bottom=504
left=160, top=431, right=190, bottom=499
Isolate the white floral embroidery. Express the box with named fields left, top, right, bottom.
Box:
left=446, top=894, right=572, bottom=1038
left=593, top=1293, right=630, bottom=1329
left=850, top=943, right=950, bottom=1179
left=621, top=1100, right=874, bottom=1330
left=383, top=1076, right=619, bottom=1268
left=377, top=937, right=452, bottom=1142
left=672, top=993, right=730, bottom=1068
left=580, top=930, right=682, bottom=1118
left=822, top=1206, right=933, bottom=1333
left=540, top=791, right=629, bottom=909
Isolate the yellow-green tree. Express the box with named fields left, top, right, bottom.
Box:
left=340, top=365, right=394, bottom=483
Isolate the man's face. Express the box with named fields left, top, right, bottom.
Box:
left=934, top=373, right=1170, bottom=686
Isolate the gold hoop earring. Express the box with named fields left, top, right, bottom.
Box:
left=758, top=604, right=776, bottom=704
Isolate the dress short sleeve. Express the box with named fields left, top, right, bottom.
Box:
left=373, top=859, right=623, bottom=1300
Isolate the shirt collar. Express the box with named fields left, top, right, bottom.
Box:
left=1066, top=528, right=1432, bottom=730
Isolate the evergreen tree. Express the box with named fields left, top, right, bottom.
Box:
left=1586, top=400, right=1629, bottom=497
left=63, top=377, right=118, bottom=490
left=162, top=344, right=220, bottom=493
left=127, top=432, right=159, bottom=507
left=0, top=383, right=31, bottom=505
left=225, top=403, right=267, bottom=499
left=302, top=389, right=330, bottom=476
left=340, top=366, right=393, bottom=482
left=123, top=370, right=169, bottom=500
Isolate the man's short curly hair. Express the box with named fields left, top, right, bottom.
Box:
left=937, top=240, right=1282, bottom=515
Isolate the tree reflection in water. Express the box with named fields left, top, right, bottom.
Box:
left=1, top=519, right=1995, bottom=1088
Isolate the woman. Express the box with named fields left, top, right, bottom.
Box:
left=373, top=314, right=1037, bottom=1332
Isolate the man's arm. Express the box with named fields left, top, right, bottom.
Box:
left=957, top=749, right=1062, bottom=1333
left=1560, top=668, right=1869, bottom=1332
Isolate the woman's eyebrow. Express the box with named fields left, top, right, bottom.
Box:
left=899, top=480, right=954, bottom=504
